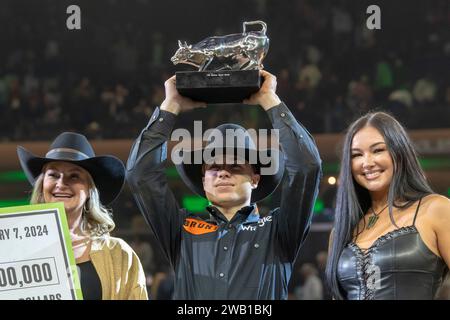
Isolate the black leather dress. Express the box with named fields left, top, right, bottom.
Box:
left=337, top=199, right=448, bottom=300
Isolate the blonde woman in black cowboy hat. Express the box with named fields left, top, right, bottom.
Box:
left=127, top=70, right=322, bottom=299
left=17, top=132, right=148, bottom=300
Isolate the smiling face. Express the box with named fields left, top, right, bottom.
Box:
left=351, top=126, right=394, bottom=198
left=42, top=161, right=91, bottom=216
left=202, top=154, right=260, bottom=208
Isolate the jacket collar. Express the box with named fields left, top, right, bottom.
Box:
left=206, top=204, right=260, bottom=224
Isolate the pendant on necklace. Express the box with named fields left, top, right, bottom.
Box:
left=366, top=215, right=379, bottom=229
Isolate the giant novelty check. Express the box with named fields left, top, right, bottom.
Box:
left=0, top=203, right=82, bottom=300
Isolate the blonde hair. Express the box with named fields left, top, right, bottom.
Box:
left=30, top=170, right=116, bottom=238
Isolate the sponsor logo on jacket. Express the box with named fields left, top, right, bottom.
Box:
left=183, top=218, right=219, bottom=235
left=239, top=216, right=272, bottom=231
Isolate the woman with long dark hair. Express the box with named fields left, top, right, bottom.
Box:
left=326, top=112, right=450, bottom=300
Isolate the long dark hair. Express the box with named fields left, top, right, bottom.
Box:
left=326, top=112, right=433, bottom=299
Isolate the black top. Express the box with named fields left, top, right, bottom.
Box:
left=337, top=199, right=448, bottom=300
left=127, top=103, right=322, bottom=299
left=77, top=260, right=102, bottom=300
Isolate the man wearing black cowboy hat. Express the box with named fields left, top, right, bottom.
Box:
left=127, top=70, right=322, bottom=299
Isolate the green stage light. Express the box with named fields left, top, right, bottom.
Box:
left=0, top=199, right=29, bottom=208
left=322, top=163, right=339, bottom=174
left=419, top=158, right=450, bottom=170
left=314, top=198, right=325, bottom=214
left=182, top=195, right=209, bottom=213
left=0, top=171, right=26, bottom=183
left=166, top=166, right=181, bottom=178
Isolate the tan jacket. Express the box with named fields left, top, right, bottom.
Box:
left=90, top=236, right=148, bottom=300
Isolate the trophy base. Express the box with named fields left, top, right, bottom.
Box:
left=176, top=70, right=261, bottom=104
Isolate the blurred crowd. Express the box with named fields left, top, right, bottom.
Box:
left=1, top=0, right=449, bottom=141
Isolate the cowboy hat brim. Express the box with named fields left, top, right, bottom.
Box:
left=17, top=146, right=125, bottom=205
left=175, top=146, right=285, bottom=203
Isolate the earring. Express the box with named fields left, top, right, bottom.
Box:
left=83, top=200, right=90, bottom=213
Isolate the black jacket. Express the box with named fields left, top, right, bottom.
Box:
left=127, top=102, right=322, bottom=299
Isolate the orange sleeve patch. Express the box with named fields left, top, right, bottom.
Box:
left=183, top=218, right=219, bottom=235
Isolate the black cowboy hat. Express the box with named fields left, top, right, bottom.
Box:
left=175, top=123, right=285, bottom=203
left=17, top=132, right=125, bottom=205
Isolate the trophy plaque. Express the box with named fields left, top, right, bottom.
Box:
left=171, top=21, right=269, bottom=103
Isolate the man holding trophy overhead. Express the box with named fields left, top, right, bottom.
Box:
left=127, top=21, right=322, bottom=299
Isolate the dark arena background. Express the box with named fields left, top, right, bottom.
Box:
left=0, top=0, right=449, bottom=301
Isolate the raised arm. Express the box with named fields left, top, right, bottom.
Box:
left=126, top=76, right=206, bottom=266
left=245, top=70, right=322, bottom=261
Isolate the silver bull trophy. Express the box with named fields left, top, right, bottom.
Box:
left=171, top=21, right=270, bottom=104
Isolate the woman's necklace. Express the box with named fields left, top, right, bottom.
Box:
left=366, top=205, right=389, bottom=229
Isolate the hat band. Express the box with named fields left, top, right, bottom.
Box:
left=46, top=148, right=90, bottom=160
